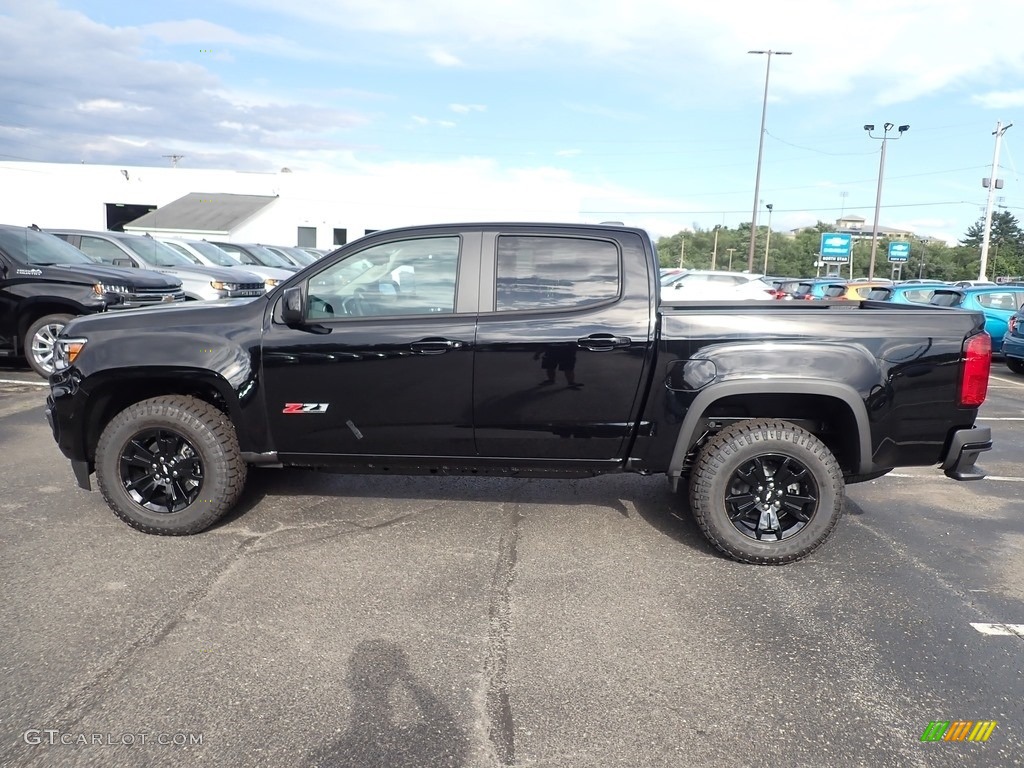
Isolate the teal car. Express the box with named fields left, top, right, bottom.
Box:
left=929, top=286, right=1024, bottom=354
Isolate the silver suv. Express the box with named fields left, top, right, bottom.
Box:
left=154, top=237, right=292, bottom=291
left=47, top=230, right=266, bottom=301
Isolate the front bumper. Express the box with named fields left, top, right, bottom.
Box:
left=46, top=370, right=94, bottom=490
left=941, top=426, right=992, bottom=481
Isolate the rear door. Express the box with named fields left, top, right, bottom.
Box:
left=472, top=228, right=653, bottom=460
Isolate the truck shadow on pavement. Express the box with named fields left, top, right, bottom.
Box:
left=305, top=638, right=469, bottom=768
left=218, top=468, right=721, bottom=559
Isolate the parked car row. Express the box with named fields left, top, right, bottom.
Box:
left=0, top=223, right=331, bottom=377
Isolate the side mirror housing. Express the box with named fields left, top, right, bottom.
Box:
left=281, top=285, right=305, bottom=325
left=113, top=258, right=135, bottom=268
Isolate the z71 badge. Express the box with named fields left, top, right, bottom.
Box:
left=282, top=403, right=330, bottom=414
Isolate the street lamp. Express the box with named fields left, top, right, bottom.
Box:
left=747, top=49, right=792, bottom=272
left=864, top=122, right=909, bottom=279
left=762, top=203, right=773, bottom=275
left=711, top=224, right=721, bottom=270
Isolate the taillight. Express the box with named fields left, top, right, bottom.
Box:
left=959, top=333, right=991, bottom=407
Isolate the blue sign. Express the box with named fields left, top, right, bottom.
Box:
left=820, top=233, right=852, bottom=263
left=888, top=241, right=910, bottom=262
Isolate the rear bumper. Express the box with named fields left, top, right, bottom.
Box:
left=941, top=426, right=992, bottom=481
left=1001, top=334, right=1024, bottom=360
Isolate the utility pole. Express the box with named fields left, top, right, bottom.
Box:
left=762, top=204, right=773, bottom=275
left=727, top=248, right=736, bottom=271
left=746, top=50, right=791, bottom=272
left=162, top=154, right=185, bottom=167
left=711, top=225, right=721, bottom=270
left=678, top=237, right=685, bottom=269
left=864, top=123, right=909, bottom=280
left=979, top=121, right=1012, bottom=281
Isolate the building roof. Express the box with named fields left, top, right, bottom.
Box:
left=123, top=192, right=278, bottom=235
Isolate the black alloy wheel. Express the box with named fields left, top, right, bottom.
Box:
left=689, top=419, right=844, bottom=564
left=119, top=428, right=204, bottom=513
left=723, top=454, right=819, bottom=542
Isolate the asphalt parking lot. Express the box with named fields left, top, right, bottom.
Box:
left=1, top=360, right=1022, bottom=768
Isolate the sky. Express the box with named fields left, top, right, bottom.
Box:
left=2, top=0, right=1024, bottom=244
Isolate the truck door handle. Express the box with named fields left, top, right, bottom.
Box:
left=410, top=338, right=463, bottom=355
left=577, top=334, right=631, bottom=351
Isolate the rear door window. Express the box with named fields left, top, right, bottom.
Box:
left=495, top=235, right=619, bottom=312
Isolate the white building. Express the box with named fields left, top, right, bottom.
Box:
left=0, top=160, right=587, bottom=248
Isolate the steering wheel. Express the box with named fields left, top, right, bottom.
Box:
left=339, top=290, right=369, bottom=317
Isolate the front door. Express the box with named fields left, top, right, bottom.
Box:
left=261, top=233, right=478, bottom=458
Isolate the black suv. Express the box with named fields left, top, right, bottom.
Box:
left=0, top=224, right=184, bottom=377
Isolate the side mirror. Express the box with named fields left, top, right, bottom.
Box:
left=281, top=285, right=305, bottom=325
left=113, top=258, right=135, bottom=268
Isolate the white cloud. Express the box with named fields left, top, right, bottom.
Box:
left=972, top=90, right=1024, bottom=109
left=227, top=0, right=1024, bottom=104
left=427, top=46, right=462, bottom=67
left=77, top=99, right=153, bottom=113
left=449, top=103, right=486, bottom=113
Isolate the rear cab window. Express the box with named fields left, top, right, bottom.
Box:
left=494, top=235, right=620, bottom=312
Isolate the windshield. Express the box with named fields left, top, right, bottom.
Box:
left=866, top=289, right=892, bottom=301
left=187, top=240, right=239, bottom=267
left=246, top=244, right=293, bottom=268
left=281, top=246, right=316, bottom=266
left=115, top=235, right=194, bottom=267
left=0, top=228, right=93, bottom=265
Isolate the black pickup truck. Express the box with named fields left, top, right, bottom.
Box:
left=45, top=223, right=993, bottom=563
left=0, top=224, right=185, bottom=377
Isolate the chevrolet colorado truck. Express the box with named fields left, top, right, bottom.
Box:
left=0, top=223, right=184, bottom=377
left=45, top=223, right=993, bottom=563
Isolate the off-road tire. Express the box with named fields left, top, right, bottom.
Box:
left=689, top=419, right=844, bottom=565
left=95, top=396, right=247, bottom=534
left=24, top=313, right=74, bottom=378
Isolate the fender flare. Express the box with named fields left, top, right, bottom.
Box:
left=666, top=379, right=873, bottom=482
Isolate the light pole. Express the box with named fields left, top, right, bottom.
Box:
left=747, top=49, right=792, bottom=272
left=727, top=248, right=736, bottom=271
left=711, top=225, right=721, bottom=270
left=762, top=203, right=773, bottom=275
left=979, top=122, right=1012, bottom=281
left=864, top=122, right=909, bottom=279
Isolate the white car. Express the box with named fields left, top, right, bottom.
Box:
left=660, top=270, right=775, bottom=301
left=156, top=238, right=294, bottom=291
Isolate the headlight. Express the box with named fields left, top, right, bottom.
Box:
left=210, top=281, right=241, bottom=291
left=54, top=337, right=88, bottom=371
left=92, top=283, right=130, bottom=295
left=264, top=279, right=279, bottom=288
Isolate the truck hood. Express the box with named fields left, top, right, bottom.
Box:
left=64, top=295, right=267, bottom=335
left=47, top=263, right=182, bottom=288
left=144, top=264, right=263, bottom=283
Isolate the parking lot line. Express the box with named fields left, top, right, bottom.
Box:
left=976, top=417, right=1024, bottom=421
left=0, top=378, right=48, bottom=387
left=887, top=473, right=1024, bottom=482
left=990, top=375, right=1024, bottom=388
left=970, top=623, right=1024, bottom=637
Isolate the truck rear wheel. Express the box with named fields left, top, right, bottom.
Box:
left=25, top=313, right=74, bottom=378
left=95, top=396, right=247, bottom=535
left=689, top=419, right=844, bottom=564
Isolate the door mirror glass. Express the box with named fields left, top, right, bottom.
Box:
left=281, top=286, right=305, bottom=325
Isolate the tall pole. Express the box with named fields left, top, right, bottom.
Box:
left=747, top=50, right=791, bottom=272
left=864, top=123, right=908, bottom=280
left=727, top=248, right=735, bottom=271
left=868, top=138, right=887, bottom=280
left=762, top=204, right=773, bottom=275
left=711, top=226, right=720, bottom=270
left=979, top=122, right=1012, bottom=281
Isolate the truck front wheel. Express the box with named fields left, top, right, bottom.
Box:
left=689, top=419, right=844, bottom=565
left=25, top=313, right=74, bottom=378
left=95, top=396, right=247, bottom=535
